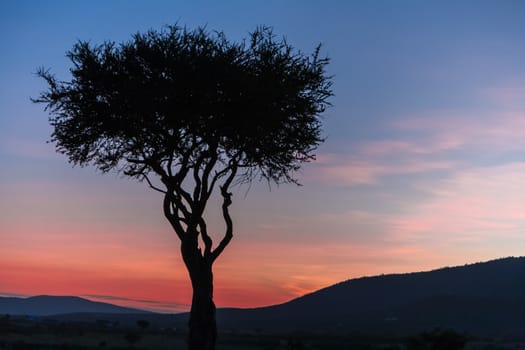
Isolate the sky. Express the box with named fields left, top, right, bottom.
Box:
left=1, top=0, right=525, bottom=313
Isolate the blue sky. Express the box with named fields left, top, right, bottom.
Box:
left=1, top=1, right=525, bottom=311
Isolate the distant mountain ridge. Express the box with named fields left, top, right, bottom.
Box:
left=3, top=257, right=525, bottom=336
left=0, top=295, right=151, bottom=316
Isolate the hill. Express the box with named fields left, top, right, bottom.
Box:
left=0, top=295, right=151, bottom=316
left=213, top=257, right=525, bottom=335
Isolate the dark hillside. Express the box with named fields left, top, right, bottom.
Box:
left=214, top=257, right=525, bottom=335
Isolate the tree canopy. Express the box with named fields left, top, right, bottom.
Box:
left=35, top=26, right=332, bottom=184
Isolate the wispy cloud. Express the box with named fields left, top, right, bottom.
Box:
left=387, top=162, right=525, bottom=244
left=392, top=111, right=525, bottom=153
left=308, top=102, right=525, bottom=189
left=357, top=138, right=462, bottom=157
left=0, top=291, right=30, bottom=298
left=307, top=156, right=455, bottom=186
left=82, top=294, right=190, bottom=313
left=480, top=86, right=525, bottom=105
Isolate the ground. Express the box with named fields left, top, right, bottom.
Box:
left=1, top=315, right=523, bottom=349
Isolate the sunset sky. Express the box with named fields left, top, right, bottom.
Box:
left=1, top=1, right=525, bottom=313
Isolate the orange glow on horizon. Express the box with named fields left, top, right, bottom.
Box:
left=1, top=221, right=468, bottom=313
left=2, top=224, right=359, bottom=311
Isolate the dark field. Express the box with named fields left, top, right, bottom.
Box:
left=1, top=315, right=524, bottom=350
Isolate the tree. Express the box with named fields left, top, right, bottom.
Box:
left=124, top=331, right=142, bottom=348
left=33, top=25, right=332, bottom=350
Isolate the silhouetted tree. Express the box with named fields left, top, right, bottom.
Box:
left=33, top=25, right=332, bottom=350
left=124, top=331, right=142, bottom=348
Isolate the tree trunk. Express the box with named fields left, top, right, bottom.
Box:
left=182, top=238, right=217, bottom=350
left=188, top=271, right=217, bottom=350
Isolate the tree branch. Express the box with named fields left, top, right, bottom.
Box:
left=198, top=218, right=213, bottom=258
left=163, top=192, right=185, bottom=240
left=211, top=164, right=237, bottom=262
left=170, top=189, right=192, bottom=219
left=199, top=149, right=218, bottom=206
left=192, top=154, right=205, bottom=207
left=174, top=187, right=194, bottom=218
left=208, top=166, right=230, bottom=199
left=142, top=173, right=167, bottom=194
left=167, top=151, right=175, bottom=178
left=172, top=158, right=189, bottom=186
left=207, top=152, right=240, bottom=200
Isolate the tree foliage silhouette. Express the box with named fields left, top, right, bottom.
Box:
left=34, top=25, right=332, bottom=350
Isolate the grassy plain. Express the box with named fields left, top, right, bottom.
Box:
left=1, top=315, right=523, bottom=350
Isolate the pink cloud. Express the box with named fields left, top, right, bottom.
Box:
left=307, top=157, right=455, bottom=186
left=386, top=163, right=525, bottom=244
left=481, top=86, right=525, bottom=105
left=393, top=111, right=525, bottom=152
left=357, top=138, right=462, bottom=157
left=308, top=102, right=525, bottom=189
